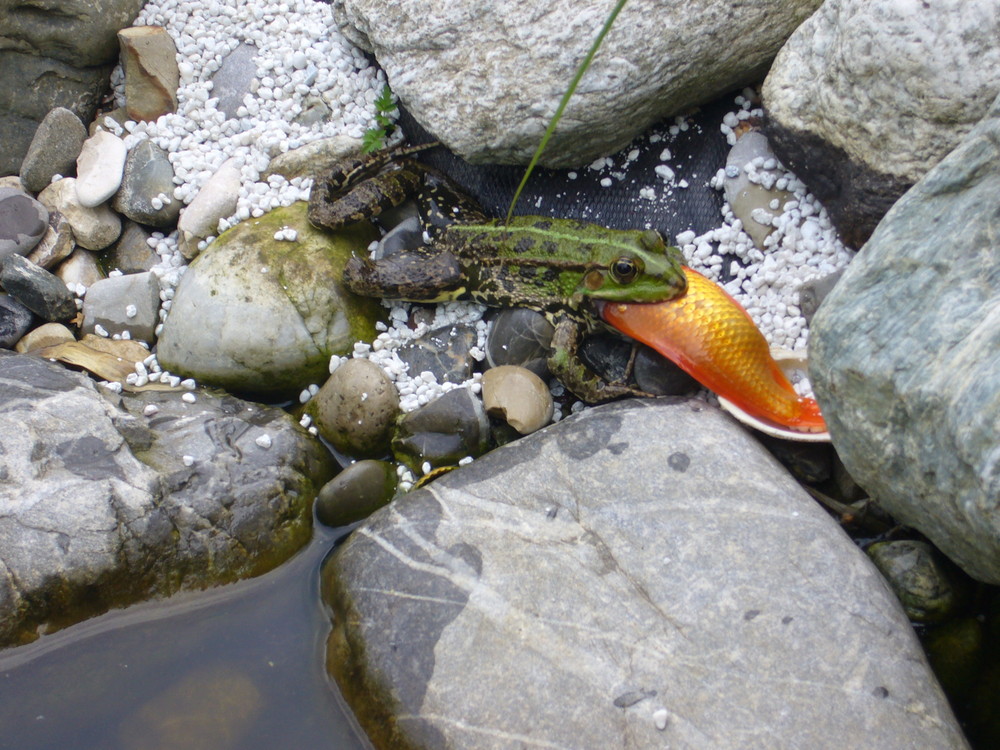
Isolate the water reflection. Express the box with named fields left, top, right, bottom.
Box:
left=0, top=524, right=369, bottom=750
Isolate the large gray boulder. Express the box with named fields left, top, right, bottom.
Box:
left=332, top=0, right=821, bottom=167
left=0, top=0, right=146, bottom=175
left=0, top=351, right=334, bottom=647
left=322, top=399, right=966, bottom=749
left=762, top=0, right=1000, bottom=247
left=810, top=93, right=1000, bottom=584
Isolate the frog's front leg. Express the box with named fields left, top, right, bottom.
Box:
left=547, top=318, right=652, bottom=404
left=343, top=251, right=467, bottom=302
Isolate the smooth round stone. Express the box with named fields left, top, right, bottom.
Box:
left=312, top=358, right=400, bottom=459
left=632, top=345, right=699, bottom=395
left=75, top=130, right=128, bottom=208
left=374, top=214, right=422, bottom=258
left=481, top=365, right=554, bottom=434
left=392, top=387, right=491, bottom=472
left=867, top=540, right=965, bottom=624
left=19, top=107, right=87, bottom=193
left=315, top=460, right=397, bottom=528
left=723, top=130, right=794, bottom=250
left=14, top=322, right=76, bottom=353
left=485, top=307, right=554, bottom=377
left=112, top=139, right=181, bottom=228
left=37, top=178, right=121, bottom=251
left=0, top=188, right=49, bottom=260
left=578, top=332, right=631, bottom=383
left=397, top=324, right=476, bottom=385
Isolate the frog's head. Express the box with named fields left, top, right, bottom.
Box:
left=579, top=230, right=687, bottom=304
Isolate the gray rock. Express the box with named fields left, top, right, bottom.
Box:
left=391, top=387, right=491, bottom=472
left=810, top=93, right=1000, bottom=584
left=331, top=0, right=822, bottom=166
left=117, top=26, right=179, bottom=122
left=210, top=42, right=258, bottom=121
left=322, top=399, right=966, bottom=749
left=112, top=139, right=181, bottom=228
left=763, top=0, right=1000, bottom=247
left=0, top=294, right=36, bottom=348
left=632, top=345, right=698, bottom=396
left=868, top=541, right=965, bottom=625
left=74, top=130, right=128, bottom=208
left=799, top=269, right=844, bottom=325
left=0, top=187, right=49, bottom=259
left=263, top=135, right=366, bottom=181
left=157, top=202, right=384, bottom=398
left=80, top=270, right=160, bottom=342
left=0, top=350, right=334, bottom=647
left=485, top=307, right=553, bottom=377
left=397, top=324, right=477, bottom=385
left=103, top=220, right=159, bottom=274
left=315, top=460, right=398, bottom=528
left=19, top=107, right=88, bottom=192
left=311, top=357, right=400, bottom=459
left=0, top=254, right=77, bottom=322
left=722, top=130, right=793, bottom=251
left=56, top=247, right=105, bottom=289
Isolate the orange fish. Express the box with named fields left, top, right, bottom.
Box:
left=600, top=266, right=826, bottom=432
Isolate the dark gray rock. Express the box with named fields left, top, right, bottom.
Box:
left=323, top=398, right=967, bottom=749
left=0, top=293, right=36, bottom=348
left=762, top=0, right=1000, bottom=247
left=392, top=387, right=491, bottom=471
left=0, top=253, right=77, bottom=322
left=19, top=107, right=88, bottom=192
left=112, top=139, right=181, bottom=228
left=632, top=345, right=698, bottom=396
left=332, top=0, right=822, bottom=166
left=315, top=459, right=398, bottom=527
left=811, top=93, right=1000, bottom=584
left=485, top=307, right=553, bottom=377
left=0, top=351, right=334, bottom=647
left=0, top=188, right=49, bottom=259
left=398, top=324, right=477, bottom=385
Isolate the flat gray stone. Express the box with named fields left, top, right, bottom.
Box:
left=0, top=254, right=76, bottom=322
left=811, top=93, right=1000, bottom=584
left=332, top=0, right=822, bottom=166
left=0, top=351, right=334, bottom=647
left=323, top=399, right=966, bottom=749
left=762, top=0, right=1000, bottom=246
left=81, top=270, right=160, bottom=342
left=112, top=139, right=181, bottom=228
left=0, top=188, right=48, bottom=259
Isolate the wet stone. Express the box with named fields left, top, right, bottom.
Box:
left=374, top=214, right=422, bottom=258
left=397, top=323, right=477, bottom=385
left=315, top=459, right=397, bottom=527
left=0, top=188, right=49, bottom=260
left=392, top=387, right=491, bottom=472
left=0, top=294, right=36, bottom=348
left=0, top=254, right=77, bottom=322
left=481, top=365, right=554, bottom=435
left=867, top=540, right=966, bottom=624
left=485, top=307, right=554, bottom=377
left=578, top=332, right=632, bottom=384
left=312, top=358, right=400, bottom=459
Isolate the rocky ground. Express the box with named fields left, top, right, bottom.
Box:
left=2, top=0, right=999, bottom=748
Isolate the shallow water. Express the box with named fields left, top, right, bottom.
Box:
left=0, top=523, right=370, bottom=750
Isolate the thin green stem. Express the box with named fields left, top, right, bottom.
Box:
left=505, top=0, right=630, bottom=223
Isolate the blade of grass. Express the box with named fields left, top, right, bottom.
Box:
left=505, top=0, right=630, bottom=222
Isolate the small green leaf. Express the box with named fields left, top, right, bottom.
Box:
left=361, top=128, right=386, bottom=154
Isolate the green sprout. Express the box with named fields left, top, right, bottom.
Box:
left=362, top=84, right=398, bottom=153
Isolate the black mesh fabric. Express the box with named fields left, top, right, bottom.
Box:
left=396, top=92, right=737, bottom=241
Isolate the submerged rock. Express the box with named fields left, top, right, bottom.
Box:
left=0, top=351, right=334, bottom=647
left=322, top=399, right=965, bottom=749
left=810, top=93, right=1000, bottom=583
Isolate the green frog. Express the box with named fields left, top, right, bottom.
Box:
left=308, top=145, right=688, bottom=403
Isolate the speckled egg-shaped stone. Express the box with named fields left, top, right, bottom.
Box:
left=312, top=358, right=399, bottom=458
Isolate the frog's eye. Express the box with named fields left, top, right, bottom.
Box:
left=610, top=256, right=643, bottom=285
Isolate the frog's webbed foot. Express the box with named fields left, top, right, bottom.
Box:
left=343, top=251, right=466, bottom=302
left=547, top=319, right=655, bottom=404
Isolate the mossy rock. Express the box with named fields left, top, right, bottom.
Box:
left=157, top=202, right=383, bottom=398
